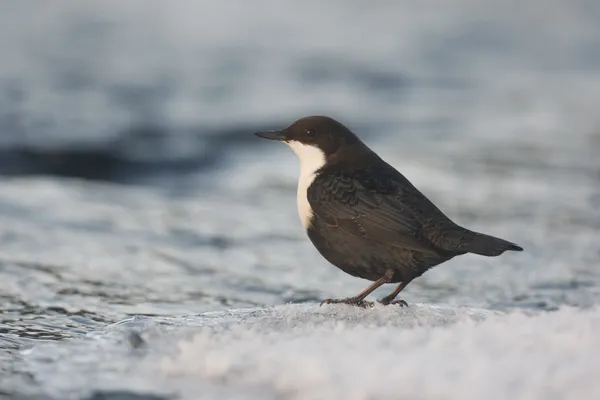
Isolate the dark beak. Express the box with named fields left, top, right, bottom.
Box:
left=254, top=130, right=287, bottom=141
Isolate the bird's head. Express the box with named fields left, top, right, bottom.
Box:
left=255, top=116, right=364, bottom=164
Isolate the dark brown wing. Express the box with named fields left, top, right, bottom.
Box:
left=308, top=162, right=523, bottom=257
left=307, top=168, right=438, bottom=255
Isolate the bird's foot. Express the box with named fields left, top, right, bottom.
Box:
left=320, top=297, right=374, bottom=308
left=378, top=298, right=408, bottom=307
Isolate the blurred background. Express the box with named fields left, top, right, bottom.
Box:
left=1, top=0, right=600, bottom=398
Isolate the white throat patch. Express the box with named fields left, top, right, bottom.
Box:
left=285, top=140, right=326, bottom=229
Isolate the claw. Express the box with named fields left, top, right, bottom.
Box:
left=378, top=298, right=409, bottom=307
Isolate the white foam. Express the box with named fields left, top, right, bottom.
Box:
left=156, top=304, right=600, bottom=400
left=285, top=141, right=326, bottom=229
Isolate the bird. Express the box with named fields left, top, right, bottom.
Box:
left=255, top=116, right=523, bottom=307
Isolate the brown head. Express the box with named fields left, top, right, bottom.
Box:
left=254, top=116, right=370, bottom=167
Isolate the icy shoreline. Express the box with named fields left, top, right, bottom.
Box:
left=24, top=303, right=600, bottom=400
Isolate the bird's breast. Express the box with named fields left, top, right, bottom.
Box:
left=285, top=141, right=326, bottom=230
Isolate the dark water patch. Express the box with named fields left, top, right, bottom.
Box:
left=1, top=302, right=109, bottom=340
left=531, top=279, right=596, bottom=291
left=0, top=134, right=206, bottom=185
left=85, top=391, right=177, bottom=400
left=0, top=121, right=291, bottom=187
left=497, top=296, right=558, bottom=312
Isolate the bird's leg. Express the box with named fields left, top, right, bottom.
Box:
left=321, top=270, right=394, bottom=307
left=378, top=279, right=412, bottom=306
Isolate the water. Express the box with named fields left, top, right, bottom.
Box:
left=1, top=1, right=600, bottom=399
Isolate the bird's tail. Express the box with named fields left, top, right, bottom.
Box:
left=462, top=231, right=523, bottom=257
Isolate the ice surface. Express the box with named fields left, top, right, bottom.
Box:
left=24, top=304, right=600, bottom=400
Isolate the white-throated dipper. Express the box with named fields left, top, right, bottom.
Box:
left=255, top=116, right=523, bottom=307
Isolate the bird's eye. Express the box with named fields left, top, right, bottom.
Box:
left=306, top=129, right=315, bottom=137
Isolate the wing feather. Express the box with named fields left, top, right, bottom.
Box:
left=307, top=170, right=438, bottom=255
